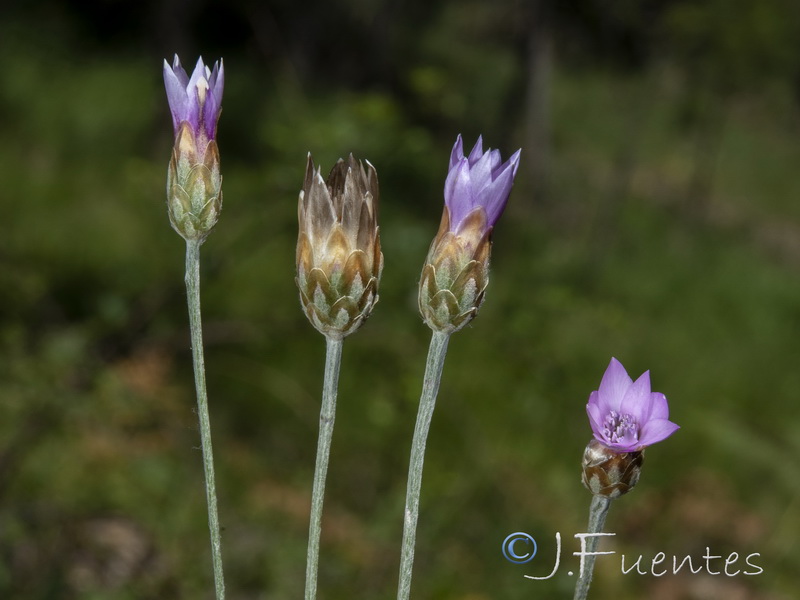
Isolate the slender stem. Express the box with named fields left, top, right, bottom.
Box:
left=397, top=330, right=451, bottom=600
left=573, top=495, right=613, bottom=600
left=305, top=336, right=344, bottom=600
left=184, top=239, right=226, bottom=600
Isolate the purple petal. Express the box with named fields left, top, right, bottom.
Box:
left=202, top=72, right=223, bottom=138
left=187, top=57, right=208, bottom=91
left=586, top=392, right=604, bottom=437
left=171, top=54, right=189, bottom=86
left=185, top=57, right=209, bottom=132
left=469, top=148, right=501, bottom=192
left=203, top=94, right=219, bottom=139
left=478, top=157, right=517, bottom=226
left=619, top=370, right=652, bottom=421
left=449, top=134, right=464, bottom=170
left=212, top=59, right=224, bottom=107
left=467, top=135, right=484, bottom=165
left=444, top=158, right=475, bottom=229
left=597, top=358, right=632, bottom=412
left=639, top=392, right=669, bottom=425
left=486, top=148, right=503, bottom=170
left=202, top=60, right=224, bottom=139
left=163, top=59, right=189, bottom=132
left=503, top=148, right=522, bottom=179
left=484, top=148, right=521, bottom=225
left=638, top=419, right=680, bottom=447
left=208, top=60, right=220, bottom=87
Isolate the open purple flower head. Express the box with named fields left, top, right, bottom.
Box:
left=163, top=55, right=224, bottom=140
left=587, top=358, right=679, bottom=452
left=444, top=135, right=521, bottom=233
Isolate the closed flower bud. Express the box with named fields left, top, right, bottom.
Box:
left=581, top=439, right=644, bottom=498
left=163, top=55, right=224, bottom=242
left=419, top=135, right=520, bottom=333
left=296, top=154, right=383, bottom=339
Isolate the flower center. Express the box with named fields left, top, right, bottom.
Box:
left=602, top=411, right=639, bottom=446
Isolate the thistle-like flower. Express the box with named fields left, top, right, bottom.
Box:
left=296, top=154, right=383, bottom=340
left=163, top=55, right=224, bottom=242
left=582, top=358, right=679, bottom=498
left=418, top=135, right=521, bottom=333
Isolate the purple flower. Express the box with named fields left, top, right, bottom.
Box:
left=163, top=55, right=224, bottom=140
left=586, top=358, right=679, bottom=452
left=444, top=135, right=521, bottom=233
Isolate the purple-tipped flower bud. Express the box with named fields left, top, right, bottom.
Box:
left=582, top=358, right=679, bottom=498
left=296, top=154, right=383, bottom=339
left=163, top=55, right=224, bottom=242
left=418, top=135, right=521, bottom=333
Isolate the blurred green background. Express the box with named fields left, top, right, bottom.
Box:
left=1, top=0, right=799, bottom=598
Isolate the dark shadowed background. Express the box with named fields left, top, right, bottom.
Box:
left=1, top=0, right=799, bottom=598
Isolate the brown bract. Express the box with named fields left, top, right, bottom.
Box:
left=418, top=207, right=492, bottom=333
left=581, top=439, right=645, bottom=499
left=296, top=154, right=383, bottom=339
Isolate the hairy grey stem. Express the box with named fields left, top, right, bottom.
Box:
left=185, top=239, right=226, bottom=600
left=305, top=336, right=344, bottom=600
left=397, top=330, right=451, bottom=600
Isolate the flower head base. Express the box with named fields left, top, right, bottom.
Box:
left=587, top=358, right=679, bottom=453
left=163, top=55, right=224, bottom=242
left=418, top=135, right=521, bottom=334
left=296, top=154, right=383, bottom=339
left=581, top=439, right=644, bottom=498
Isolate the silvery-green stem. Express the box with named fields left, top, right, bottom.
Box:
left=305, top=336, right=344, bottom=600
left=397, top=330, right=451, bottom=600
left=573, top=495, right=613, bottom=600
left=185, top=238, right=226, bottom=600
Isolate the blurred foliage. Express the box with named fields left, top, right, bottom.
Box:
left=1, top=1, right=799, bottom=599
